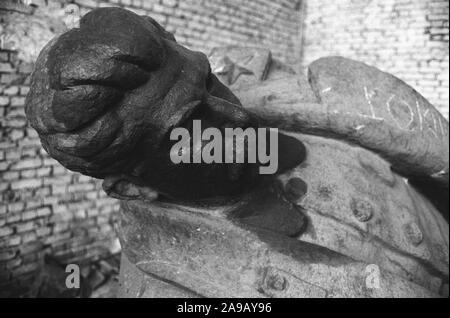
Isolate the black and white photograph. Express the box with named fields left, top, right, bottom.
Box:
left=0, top=0, right=448, bottom=301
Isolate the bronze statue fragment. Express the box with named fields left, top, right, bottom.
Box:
left=26, top=8, right=449, bottom=298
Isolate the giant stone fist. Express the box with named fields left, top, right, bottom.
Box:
left=25, top=7, right=305, bottom=201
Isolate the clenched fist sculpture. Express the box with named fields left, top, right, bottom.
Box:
left=26, top=7, right=304, bottom=202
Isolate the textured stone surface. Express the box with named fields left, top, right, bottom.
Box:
left=220, top=51, right=449, bottom=188
left=117, top=47, right=448, bottom=298
left=308, top=57, right=449, bottom=186
left=118, top=179, right=446, bottom=298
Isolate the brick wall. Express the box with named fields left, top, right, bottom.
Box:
left=77, top=0, right=303, bottom=63
left=0, top=0, right=303, bottom=296
left=301, top=0, right=449, bottom=119
left=0, top=48, right=120, bottom=296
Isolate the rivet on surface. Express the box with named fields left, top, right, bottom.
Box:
left=267, top=273, right=288, bottom=291
left=403, top=222, right=423, bottom=246
left=284, top=177, right=308, bottom=201
left=350, top=198, right=373, bottom=222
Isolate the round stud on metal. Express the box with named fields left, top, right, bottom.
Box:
left=284, top=177, right=308, bottom=201
left=350, top=198, right=373, bottom=222
left=267, top=273, right=288, bottom=291
left=403, top=222, right=423, bottom=246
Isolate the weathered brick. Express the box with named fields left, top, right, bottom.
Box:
left=36, top=226, right=51, bottom=237
left=43, top=157, right=59, bottom=167
left=11, top=158, right=42, bottom=170
left=67, top=183, right=95, bottom=193
left=35, top=186, right=51, bottom=196
left=43, top=232, right=71, bottom=245
left=51, top=184, right=67, bottom=195
left=20, top=169, right=36, bottom=178
left=25, top=199, right=42, bottom=210
left=2, top=170, right=19, bottom=180
left=19, top=86, right=29, bottom=95
left=0, top=62, right=14, bottom=73
left=0, top=250, right=17, bottom=261
left=8, top=202, right=25, bottom=213
left=53, top=222, right=70, bottom=233
left=0, top=52, right=9, bottom=62
left=86, top=192, right=99, bottom=200
left=74, top=209, right=87, bottom=219
left=6, top=213, right=21, bottom=224
left=21, top=231, right=37, bottom=244
left=0, top=226, right=14, bottom=237
left=87, top=209, right=100, bottom=217
left=1, top=73, right=21, bottom=84
left=0, top=96, right=9, bottom=106
left=162, top=0, right=177, bottom=8
left=21, top=253, right=38, bottom=264
left=21, top=147, right=37, bottom=158
left=9, top=129, right=25, bottom=141
left=75, top=0, right=99, bottom=7
left=77, top=174, right=94, bottom=183
left=11, top=178, right=42, bottom=190
left=0, top=141, right=14, bottom=150
left=5, top=149, right=21, bottom=160
left=0, top=161, right=10, bottom=171
left=36, top=207, right=51, bottom=217
left=52, top=205, right=73, bottom=218
left=5, top=117, right=27, bottom=128
left=5, top=256, right=22, bottom=269
left=36, top=167, right=51, bottom=177
left=10, top=96, right=25, bottom=107
left=6, top=235, right=21, bottom=246
left=51, top=165, right=68, bottom=176
left=18, top=63, right=33, bottom=74
left=11, top=262, right=39, bottom=276
left=26, top=128, right=38, bottom=139
left=0, top=182, right=8, bottom=192
left=3, top=85, right=19, bottom=95
left=15, top=221, right=35, bottom=233
left=21, top=210, right=37, bottom=221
